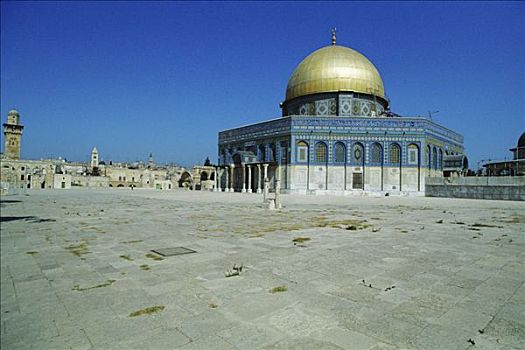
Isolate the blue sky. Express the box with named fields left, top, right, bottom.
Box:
left=1, top=1, right=524, bottom=168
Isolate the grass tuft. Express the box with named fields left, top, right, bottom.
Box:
left=145, top=253, right=164, bottom=261
left=501, top=216, right=522, bottom=224
left=72, top=279, right=116, bottom=291
left=270, top=285, right=288, bottom=294
left=65, top=240, right=90, bottom=257
left=312, top=217, right=372, bottom=230
left=129, top=305, right=165, bottom=317
left=140, top=264, right=151, bottom=271
left=471, top=223, right=503, bottom=228
left=292, top=237, right=311, bottom=243
left=121, top=239, right=143, bottom=244
left=120, top=254, right=133, bottom=261
left=26, top=251, right=39, bottom=255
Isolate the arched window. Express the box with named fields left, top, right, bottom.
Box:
left=390, top=144, right=401, bottom=165
left=269, top=144, right=276, bottom=162
left=432, top=146, right=438, bottom=170
left=280, top=141, right=289, bottom=164
left=352, top=143, right=364, bottom=164
left=334, top=142, right=346, bottom=163
left=296, top=141, right=308, bottom=162
left=316, top=142, right=327, bottom=163
left=233, top=153, right=242, bottom=165
left=258, top=145, right=266, bottom=162
left=438, top=149, right=443, bottom=170
left=371, top=143, right=383, bottom=164
left=408, top=144, right=419, bottom=165
left=221, top=149, right=227, bottom=164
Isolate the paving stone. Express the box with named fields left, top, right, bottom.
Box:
left=363, top=314, right=426, bottom=348
left=310, top=327, right=382, bottom=350
left=387, top=301, right=444, bottom=327
left=263, top=337, right=345, bottom=350
left=263, top=304, right=338, bottom=337
left=30, top=326, right=93, bottom=350
left=217, top=323, right=285, bottom=348
left=484, top=316, right=525, bottom=345
left=407, top=323, right=477, bottom=350
left=178, top=310, right=238, bottom=341
left=116, top=326, right=191, bottom=349
left=431, top=306, right=494, bottom=333
left=175, top=335, right=239, bottom=350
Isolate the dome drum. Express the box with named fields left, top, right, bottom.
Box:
left=282, top=91, right=387, bottom=117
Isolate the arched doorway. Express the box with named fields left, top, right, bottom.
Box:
left=315, top=141, right=328, bottom=190
left=334, top=142, right=346, bottom=190
left=352, top=142, right=365, bottom=190
left=408, top=144, right=421, bottom=191
left=178, top=172, right=193, bottom=188
left=370, top=142, right=383, bottom=191
left=390, top=143, right=401, bottom=191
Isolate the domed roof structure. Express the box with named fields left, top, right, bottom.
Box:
left=8, top=109, right=19, bottom=116
left=518, top=132, right=525, bottom=148
left=285, top=44, right=386, bottom=102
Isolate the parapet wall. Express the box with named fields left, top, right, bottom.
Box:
left=425, top=176, right=525, bottom=201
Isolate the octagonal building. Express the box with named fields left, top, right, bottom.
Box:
left=217, top=34, right=465, bottom=194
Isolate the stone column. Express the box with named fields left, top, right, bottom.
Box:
left=263, top=163, right=268, bottom=181
left=224, top=167, right=229, bottom=192
left=241, top=165, right=246, bottom=193
left=263, top=177, right=270, bottom=202
left=213, top=167, right=218, bottom=192
left=247, top=165, right=252, bottom=193
left=229, top=165, right=235, bottom=192
left=275, top=173, right=282, bottom=209
left=220, top=168, right=224, bottom=192
left=257, top=164, right=262, bottom=194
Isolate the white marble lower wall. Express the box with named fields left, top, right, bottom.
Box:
left=288, top=165, right=434, bottom=193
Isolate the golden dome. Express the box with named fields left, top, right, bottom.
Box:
left=285, top=45, right=386, bottom=102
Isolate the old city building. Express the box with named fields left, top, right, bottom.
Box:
left=0, top=110, right=209, bottom=194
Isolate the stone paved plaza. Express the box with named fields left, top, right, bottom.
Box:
left=1, top=189, right=524, bottom=349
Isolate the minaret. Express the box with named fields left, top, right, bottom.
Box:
left=91, top=147, right=99, bottom=168
left=148, top=153, right=155, bottom=168
left=3, top=109, right=24, bottom=160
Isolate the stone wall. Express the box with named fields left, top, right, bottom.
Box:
left=71, top=175, right=110, bottom=188
left=425, top=176, right=525, bottom=201
left=53, top=174, right=72, bottom=189
left=288, top=164, right=426, bottom=193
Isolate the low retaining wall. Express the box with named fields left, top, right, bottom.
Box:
left=425, top=176, right=525, bottom=201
